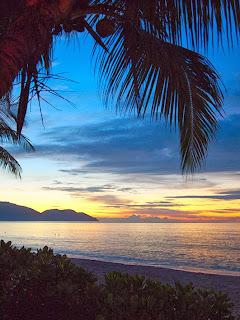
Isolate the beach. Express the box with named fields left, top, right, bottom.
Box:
left=71, top=258, right=240, bottom=317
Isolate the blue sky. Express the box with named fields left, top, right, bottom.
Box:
left=1, top=32, right=240, bottom=221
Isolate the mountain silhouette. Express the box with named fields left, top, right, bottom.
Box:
left=0, top=202, right=98, bottom=221
left=41, top=209, right=98, bottom=221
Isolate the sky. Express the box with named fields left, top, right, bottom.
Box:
left=1, top=31, right=240, bottom=222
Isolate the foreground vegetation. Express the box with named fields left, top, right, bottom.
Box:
left=0, top=240, right=239, bottom=320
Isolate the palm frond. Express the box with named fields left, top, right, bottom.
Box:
left=161, top=0, right=240, bottom=49
left=95, top=22, right=224, bottom=173
left=0, top=114, right=34, bottom=177
left=93, top=0, right=240, bottom=49
left=0, top=91, right=34, bottom=176
left=0, top=0, right=72, bottom=134
left=0, top=146, right=22, bottom=177
left=0, top=121, right=34, bottom=151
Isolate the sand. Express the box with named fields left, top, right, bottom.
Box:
left=70, top=257, right=240, bottom=317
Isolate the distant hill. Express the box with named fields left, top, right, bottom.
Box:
left=0, top=202, right=98, bottom=221
left=0, top=202, right=40, bottom=221
left=41, top=209, right=98, bottom=221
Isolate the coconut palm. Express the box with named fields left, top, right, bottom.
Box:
left=0, top=0, right=240, bottom=173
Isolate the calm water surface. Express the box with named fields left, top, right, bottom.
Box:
left=0, top=222, right=239, bottom=276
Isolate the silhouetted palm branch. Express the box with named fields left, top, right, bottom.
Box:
left=94, top=22, right=224, bottom=172
left=0, top=93, right=34, bottom=176
left=0, top=146, right=22, bottom=177
left=88, top=0, right=238, bottom=172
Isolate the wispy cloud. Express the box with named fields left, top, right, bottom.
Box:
left=167, top=189, right=240, bottom=201
left=87, top=195, right=132, bottom=205
left=42, top=184, right=117, bottom=193
left=105, top=202, right=183, bottom=209
left=13, top=114, right=240, bottom=177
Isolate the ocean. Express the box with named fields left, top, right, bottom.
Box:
left=0, top=222, right=239, bottom=276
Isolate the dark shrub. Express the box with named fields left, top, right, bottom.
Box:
left=0, top=240, right=101, bottom=320
left=0, top=240, right=238, bottom=320
left=98, top=271, right=235, bottom=320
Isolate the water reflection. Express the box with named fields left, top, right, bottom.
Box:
left=0, top=222, right=239, bottom=275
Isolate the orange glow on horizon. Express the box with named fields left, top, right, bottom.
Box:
left=1, top=168, right=239, bottom=222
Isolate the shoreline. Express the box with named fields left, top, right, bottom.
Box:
left=70, top=257, right=240, bottom=317
left=68, top=255, right=240, bottom=277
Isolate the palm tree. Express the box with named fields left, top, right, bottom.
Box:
left=0, top=0, right=240, bottom=173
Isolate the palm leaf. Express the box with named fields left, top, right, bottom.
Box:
left=95, top=22, right=224, bottom=172
left=93, top=0, right=240, bottom=49
left=0, top=122, right=34, bottom=151
left=0, top=0, right=72, bottom=134
left=0, top=92, right=34, bottom=176
left=0, top=146, right=22, bottom=177
left=160, top=0, right=240, bottom=49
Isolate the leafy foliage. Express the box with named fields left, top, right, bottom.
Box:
left=100, top=271, right=236, bottom=320
left=0, top=240, right=100, bottom=320
left=1, top=240, right=239, bottom=320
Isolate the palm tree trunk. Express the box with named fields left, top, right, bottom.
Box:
left=0, top=0, right=74, bottom=100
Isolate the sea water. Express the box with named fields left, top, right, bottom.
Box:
left=0, top=222, right=239, bottom=276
